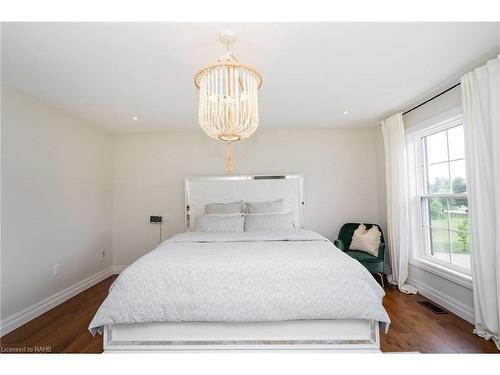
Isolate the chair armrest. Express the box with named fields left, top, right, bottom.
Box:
left=334, top=239, right=345, bottom=251
left=378, top=243, right=385, bottom=260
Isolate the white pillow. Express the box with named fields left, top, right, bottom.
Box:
left=205, top=200, right=244, bottom=214
left=196, top=214, right=245, bottom=232
left=349, top=223, right=381, bottom=257
left=244, top=212, right=295, bottom=232
left=246, top=198, right=284, bottom=214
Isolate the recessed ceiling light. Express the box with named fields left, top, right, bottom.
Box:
left=343, top=110, right=349, bottom=115
left=132, top=116, right=138, bottom=121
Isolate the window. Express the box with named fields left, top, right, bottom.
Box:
left=421, top=125, right=469, bottom=269
left=407, top=108, right=471, bottom=284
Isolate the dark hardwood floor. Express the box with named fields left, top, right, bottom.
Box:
left=1, top=275, right=498, bottom=353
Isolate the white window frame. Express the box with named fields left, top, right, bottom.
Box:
left=406, top=106, right=472, bottom=289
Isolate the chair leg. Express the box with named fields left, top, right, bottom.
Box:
left=376, top=273, right=385, bottom=289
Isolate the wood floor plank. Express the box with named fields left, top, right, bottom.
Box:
left=1, top=275, right=498, bottom=353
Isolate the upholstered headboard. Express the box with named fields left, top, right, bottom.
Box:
left=184, top=175, right=305, bottom=231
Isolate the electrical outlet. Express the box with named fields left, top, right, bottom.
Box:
left=150, top=215, right=162, bottom=223
left=52, top=264, right=61, bottom=277
left=102, top=250, right=106, bottom=258
left=163, top=214, right=171, bottom=224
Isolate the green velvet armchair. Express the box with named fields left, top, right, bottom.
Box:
left=334, top=223, right=385, bottom=288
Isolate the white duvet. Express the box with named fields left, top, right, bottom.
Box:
left=89, top=230, right=390, bottom=335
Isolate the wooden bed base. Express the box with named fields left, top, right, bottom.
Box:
left=103, top=319, right=380, bottom=352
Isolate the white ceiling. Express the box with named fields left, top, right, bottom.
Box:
left=2, top=22, right=500, bottom=133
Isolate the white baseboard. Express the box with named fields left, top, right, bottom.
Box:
left=407, top=276, right=474, bottom=324
left=0, top=266, right=113, bottom=336
left=112, top=265, right=127, bottom=274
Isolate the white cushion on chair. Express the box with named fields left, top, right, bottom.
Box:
left=349, top=223, right=381, bottom=257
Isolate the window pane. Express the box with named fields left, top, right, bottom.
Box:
left=427, top=162, right=450, bottom=193
left=448, top=125, right=465, bottom=160
left=425, top=130, right=448, bottom=164
left=449, top=199, right=468, bottom=231
left=430, top=228, right=451, bottom=263
left=450, top=159, right=466, bottom=193
left=426, top=197, right=449, bottom=229
left=451, top=230, right=471, bottom=269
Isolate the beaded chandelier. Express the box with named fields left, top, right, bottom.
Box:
left=194, top=31, right=262, bottom=173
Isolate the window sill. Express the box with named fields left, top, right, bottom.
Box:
left=409, top=257, right=472, bottom=289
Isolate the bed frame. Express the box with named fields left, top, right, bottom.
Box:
left=104, top=320, right=380, bottom=352
left=103, top=174, right=381, bottom=352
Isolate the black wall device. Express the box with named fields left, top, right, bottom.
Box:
left=150, top=215, right=163, bottom=223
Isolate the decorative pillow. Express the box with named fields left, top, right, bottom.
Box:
left=349, top=223, right=382, bottom=257
left=196, top=214, right=245, bottom=232
left=205, top=200, right=244, bottom=214
left=246, top=198, right=284, bottom=214
left=244, top=212, right=295, bottom=232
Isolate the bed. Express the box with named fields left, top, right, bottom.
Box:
left=90, top=175, right=390, bottom=352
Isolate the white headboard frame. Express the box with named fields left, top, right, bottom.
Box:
left=185, top=175, right=305, bottom=231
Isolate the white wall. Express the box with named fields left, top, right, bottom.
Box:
left=1, top=87, right=113, bottom=329
left=402, top=85, right=474, bottom=322
left=112, top=127, right=383, bottom=266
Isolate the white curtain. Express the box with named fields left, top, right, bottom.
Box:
left=461, top=55, right=500, bottom=350
left=381, top=113, right=418, bottom=294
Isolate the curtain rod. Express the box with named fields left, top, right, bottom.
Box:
left=379, top=82, right=461, bottom=126
left=402, top=82, right=461, bottom=116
